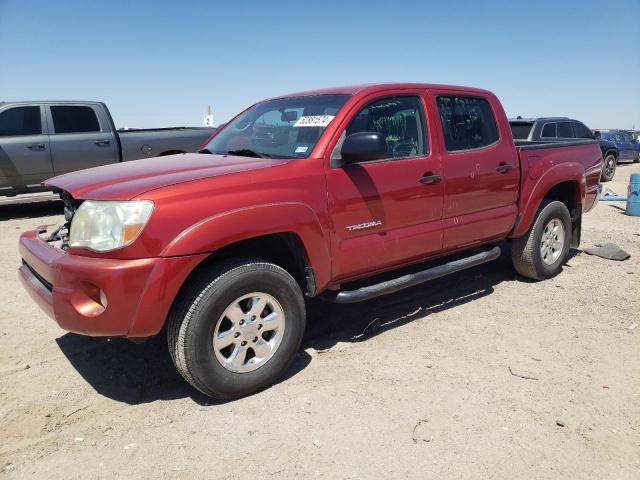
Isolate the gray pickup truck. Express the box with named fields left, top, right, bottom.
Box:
left=0, top=101, right=214, bottom=196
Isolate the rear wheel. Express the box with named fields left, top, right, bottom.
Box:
left=167, top=258, right=305, bottom=399
left=511, top=200, right=572, bottom=280
left=601, top=153, right=617, bottom=182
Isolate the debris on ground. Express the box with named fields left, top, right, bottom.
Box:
left=508, top=366, right=539, bottom=381
left=556, top=420, right=566, bottom=427
left=412, top=419, right=433, bottom=444
left=64, top=406, right=87, bottom=418
left=599, top=188, right=627, bottom=202
left=583, top=243, right=631, bottom=261
left=361, top=318, right=381, bottom=337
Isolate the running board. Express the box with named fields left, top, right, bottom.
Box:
left=321, top=246, right=501, bottom=304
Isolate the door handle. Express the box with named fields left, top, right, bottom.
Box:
left=418, top=174, right=442, bottom=185
left=94, top=140, right=111, bottom=146
left=496, top=163, right=513, bottom=173
left=27, top=143, right=45, bottom=151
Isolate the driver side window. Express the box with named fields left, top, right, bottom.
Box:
left=332, top=96, right=428, bottom=161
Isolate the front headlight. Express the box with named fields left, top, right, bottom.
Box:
left=69, top=200, right=154, bottom=252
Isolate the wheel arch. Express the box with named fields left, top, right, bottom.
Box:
left=161, top=202, right=332, bottom=296
left=511, top=163, right=585, bottom=240
left=158, top=150, right=185, bottom=156
left=179, top=231, right=316, bottom=298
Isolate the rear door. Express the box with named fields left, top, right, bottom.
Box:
left=620, top=132, right=639, bottom=161
left=47, top=104, right=118, bottom=175
left=612, top=132, right=633, bottom=161
left=0, top=104, right=53, bottom=191
left=431, top=91, right=519, bottom=250
left=325, top=92, right=444, bottom=281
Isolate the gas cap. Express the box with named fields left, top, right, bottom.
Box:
left=141, top=144, right=153, bottom=155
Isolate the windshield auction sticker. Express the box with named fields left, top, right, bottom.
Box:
left=294, top=115, right=335, bottom=127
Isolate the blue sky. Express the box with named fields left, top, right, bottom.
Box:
left=1, top=0, right=638, bottom=129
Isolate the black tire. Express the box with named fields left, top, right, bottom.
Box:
left=511, top=200, right=572, bottom=281
left=167, top=258, right=305, bottom=400
left=601, top=153, right=617, bottom=182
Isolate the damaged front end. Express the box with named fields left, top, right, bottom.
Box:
left=44, top=190, right=81, bottom=250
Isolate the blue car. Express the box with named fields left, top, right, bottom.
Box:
left=596, top=130, right=640, bottom=163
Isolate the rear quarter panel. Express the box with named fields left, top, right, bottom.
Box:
left=512, top=142, right=602, bottom=238
left=118, top=128, right=214, bottom=161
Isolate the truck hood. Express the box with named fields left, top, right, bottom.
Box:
left=45, top=153, right=289, bottom=200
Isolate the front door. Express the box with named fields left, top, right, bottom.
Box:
left=47, top=104, right=118, bottom=175
left=431, top=92, right=519, bottom=250
left=0, top=105, right=53, bottom=191
left=325, top=93, right=444, bottom=282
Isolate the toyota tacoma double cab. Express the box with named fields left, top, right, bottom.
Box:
left=18, top=84, right=603, bottom=399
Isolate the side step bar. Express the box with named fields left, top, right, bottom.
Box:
left=321, top=246, right=501, bottom=304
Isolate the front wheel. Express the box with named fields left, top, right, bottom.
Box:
left=167, top=258, right=306, bottom=400
left=601, top=154, right=617, bottom=182
left=511, top=200, right=572, bottom=281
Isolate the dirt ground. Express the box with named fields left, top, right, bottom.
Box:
left=0, top=165, right=638, bottom=479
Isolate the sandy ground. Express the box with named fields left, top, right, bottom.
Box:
left=0, top=166, right=638, bottom=479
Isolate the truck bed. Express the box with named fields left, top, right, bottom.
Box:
left=117, top=127, right=214, bottom=162
left=513, top=139, right=603, bottom=239
left=117, top=127, right=213, bottom=133
left=514, top=139, right=598, bottom=149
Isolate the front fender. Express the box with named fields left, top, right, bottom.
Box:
left=511, top=162, right=585, bottom=238
left=161, top=202, right=332, bottom=290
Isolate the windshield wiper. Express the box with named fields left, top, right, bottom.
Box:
left=226, top=149, right=271, bottom=158
left=198, top=148, right=213, bottom=154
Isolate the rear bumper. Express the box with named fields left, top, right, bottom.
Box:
left=18, top=230, right=207, bottom=338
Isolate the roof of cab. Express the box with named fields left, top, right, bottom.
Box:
left=508, top=117, right=571, bottom=123
left=270, top=83, right=494, bottom=99
left=0, top=100, right=105, bottom=106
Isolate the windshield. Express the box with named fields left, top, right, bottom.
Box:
left=203, top=94, right=350, bottom=159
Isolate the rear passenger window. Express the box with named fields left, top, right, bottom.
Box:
left=557, top=122, right=574, bottom=138
left=572, top=122, right=593, bottom=139
left=436, top=96, right=499, bottom=151
left=541, top=123, right=557, bottom=138
left=51, top=106, right=100, bottom=134
left=0, top=106, right=42, bottom=137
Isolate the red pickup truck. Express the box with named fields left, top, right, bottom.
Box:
left=18, top=83, right=602, bottom=399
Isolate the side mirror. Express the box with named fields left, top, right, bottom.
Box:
left=340, top=132, right=386, bottom=164
left=593, top=130, right=601, bottom=139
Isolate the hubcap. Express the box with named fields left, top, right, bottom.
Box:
left=539, top=218, right=565, bottom=265
left=212, top=292, right=285, bottom=373
left=605, top=156, right=615, bottom=177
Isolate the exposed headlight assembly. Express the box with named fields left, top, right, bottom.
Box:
left=69, top=200, right=154, bottom=252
